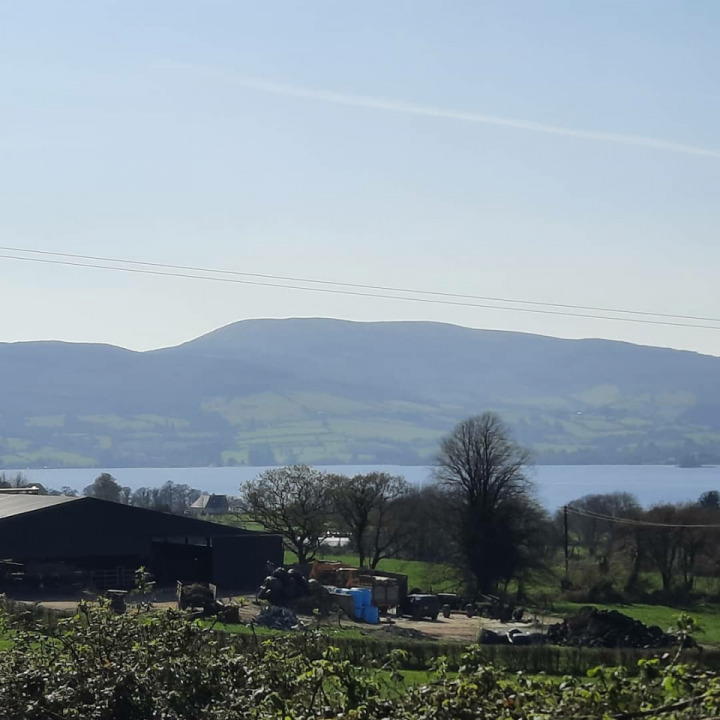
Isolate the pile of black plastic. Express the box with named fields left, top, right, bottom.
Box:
left=546, top=606, right=690, bottom=649
left=254, top=606, right=302, bottom=631
left=256, top=566, right=330, bottom=614
left=479, top=628, right=546, bottom=646
left=257, top=567, right=311, bottom=605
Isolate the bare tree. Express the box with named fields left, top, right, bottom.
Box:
left=642, top=504, right=683, bottom=593
left=132, top=481, right=203, bottom=514
left=436, top=413, right=533, bottom=513
left=238, top=465, right=332, bottom=564
left=329, top=472, right=409, bottom=567
left=0, top=472, right=47, bottom=494
left=569, top=492, right=641, bottom=560
left=642, top=504, right=714, bottom=594
left=368, top=481, right=413, bottom=568
left=435, top=412, right=542, bottom=594
left=0, top=472, right=31, bottom=489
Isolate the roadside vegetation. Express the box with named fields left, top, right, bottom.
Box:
left=0, top=600, right=718, bottom=719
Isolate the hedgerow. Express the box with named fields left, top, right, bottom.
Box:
left=0, top=602, right=719, bottom=719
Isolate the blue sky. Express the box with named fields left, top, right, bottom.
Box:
left=1, top=1, right=719, bottom=353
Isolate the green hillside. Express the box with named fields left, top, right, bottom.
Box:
left=0, top=318, right=719, bottom=467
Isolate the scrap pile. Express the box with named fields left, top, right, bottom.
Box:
left=479, top=628, right=547, bottom=645
left=254, top=606, right=303, bottom=631
left=176, top=581, right=241, bottom=623
left=546, top=606, right=691, bottom=649
left=479, top=606, right=694, bottom=649
left=257, top=567, right=331, bottom=614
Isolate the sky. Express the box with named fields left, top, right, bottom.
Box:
left=1, top=1, right=719, bottom=354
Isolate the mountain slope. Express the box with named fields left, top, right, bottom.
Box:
left=1, top=319, right=719, bottom=467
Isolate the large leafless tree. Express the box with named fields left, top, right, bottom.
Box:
left=435, top=412, right=545, bottom=594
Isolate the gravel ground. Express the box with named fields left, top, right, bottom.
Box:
left=28, top=593, right=559, bottom=644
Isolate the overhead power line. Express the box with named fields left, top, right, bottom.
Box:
left=566, top=505, right=720, bottom=529
left=1, top=247, right=719, bottom=331
left=2, top=244, right=719, bottom=324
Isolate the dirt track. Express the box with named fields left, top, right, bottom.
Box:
left=30, top=594, right=559, bottom=644
left=363, top=612, right=559, bottom=643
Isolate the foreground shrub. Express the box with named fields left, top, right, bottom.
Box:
left=0, top=603, right=720, bottom=718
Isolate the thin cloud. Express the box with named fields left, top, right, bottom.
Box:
left=236, top=76, right=720, bottom=160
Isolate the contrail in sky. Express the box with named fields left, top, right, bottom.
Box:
left=236, top=76, right=720, bottom=160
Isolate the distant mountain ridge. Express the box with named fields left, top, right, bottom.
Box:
left=1, top=318, right=719, bottom=468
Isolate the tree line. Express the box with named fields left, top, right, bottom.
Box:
left=81, top=473, right=205, bottom=514
left=0, top=471, right=205, bottom=515
left=7, top=410, right=719, bottom=602
left=561, top=489, right=720, bottom=602
left=239, top=412, right=550, bottom=596
left=238, top=412, right=720, bottom=602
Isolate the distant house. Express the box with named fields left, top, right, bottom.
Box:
left=189, top=494, right=229, bottom=516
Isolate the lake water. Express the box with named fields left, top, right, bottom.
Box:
left=12, top=464, right=720, bottom=510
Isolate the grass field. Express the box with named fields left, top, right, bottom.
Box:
left=552, top=600, right=720, bottom=644
left=8, top=390, right=719, bottom=467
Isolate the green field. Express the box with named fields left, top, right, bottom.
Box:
left=7, top=393, right=720, bottom=467
left=552, top=601, right=720, bottom=645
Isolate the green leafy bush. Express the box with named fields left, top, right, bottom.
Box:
left=1, top=603, right=720, bottom=718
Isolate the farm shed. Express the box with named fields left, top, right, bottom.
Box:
left=0, top=494, right=281, bottom=590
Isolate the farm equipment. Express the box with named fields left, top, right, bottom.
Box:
left=309, top=561, right=403, bottom=614
left=367, top=575, right=400, bottom=614
left=398, top=594, right=440, bottom=621
left=177, top=581, right=217, bottom=613
left=473, top=594, right=523, bottom=622
left=176, top=581, right=241, bottom=622
left=436, top=593, right=461, bottom=610
left=106, top=589, right=128, bottom=614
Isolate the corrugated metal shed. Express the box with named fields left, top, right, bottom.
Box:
left=0, top=495, right=282, bottom=590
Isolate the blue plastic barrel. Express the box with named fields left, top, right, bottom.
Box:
left=348, top=588, right=364, bottom=615
left=362, top=606, right=379, bottom=624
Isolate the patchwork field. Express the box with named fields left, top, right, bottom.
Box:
left=3, top=318, right=720, bottom=467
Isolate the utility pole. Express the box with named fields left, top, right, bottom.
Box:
left=563, top=505, right=569, bottom=577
